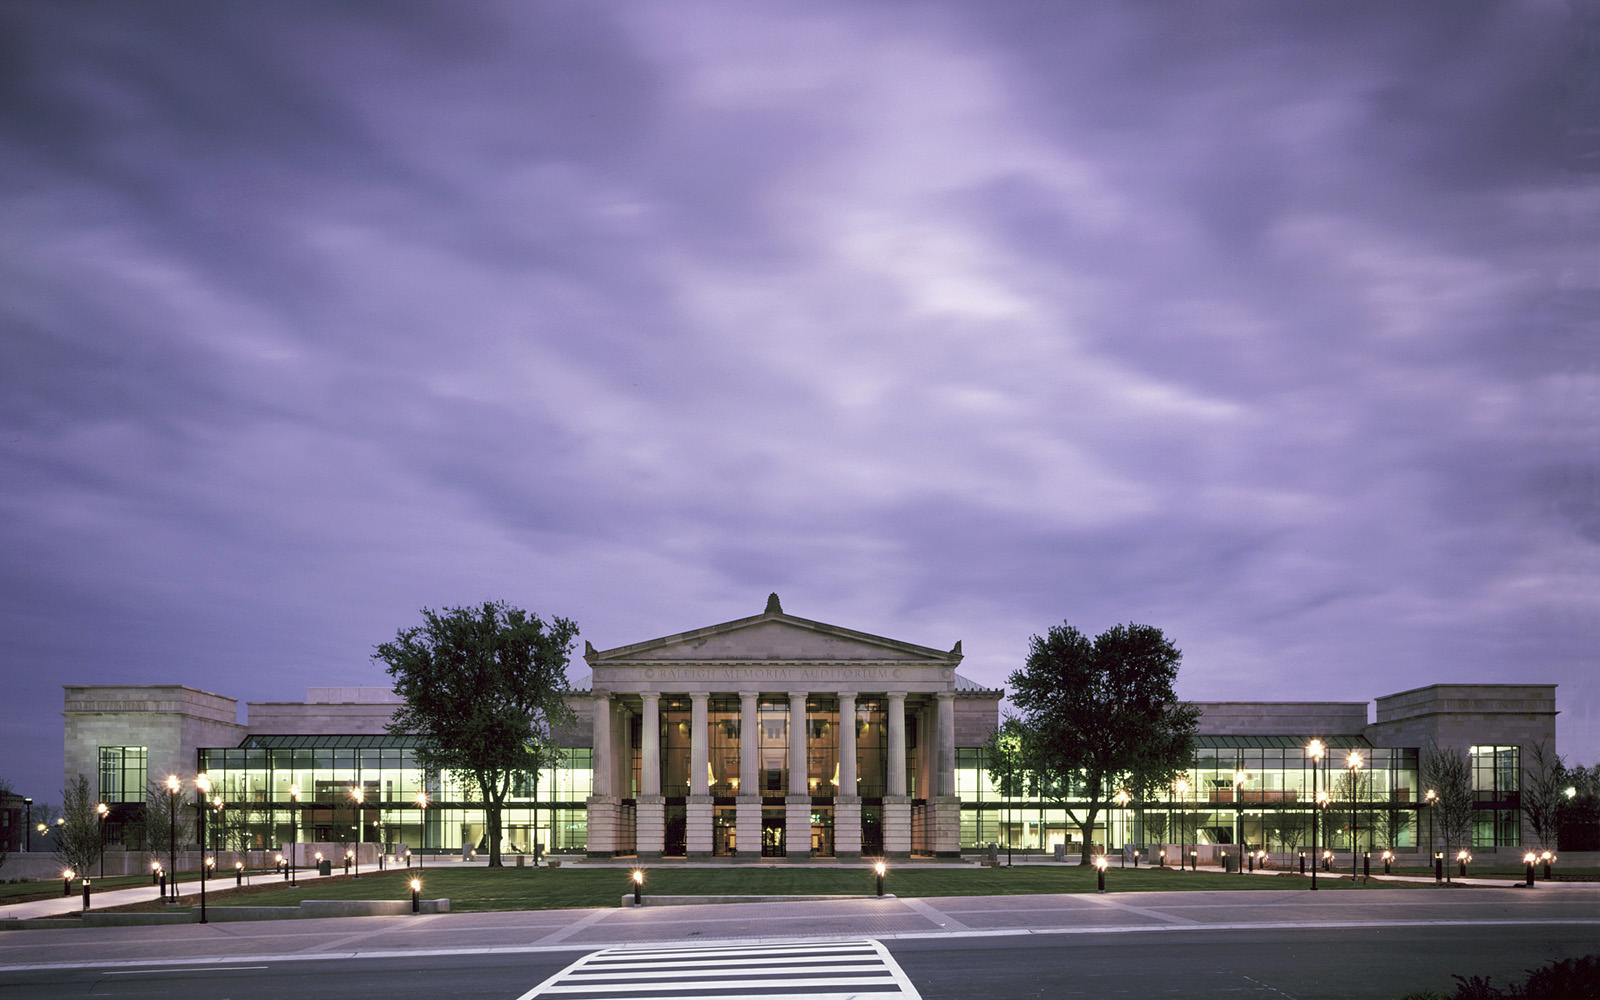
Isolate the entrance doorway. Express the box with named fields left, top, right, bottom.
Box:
left=811, top=805, right=834, bottom=857
left=761, top=806, right=785, bottom=857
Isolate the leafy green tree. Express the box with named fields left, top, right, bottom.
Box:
left=1005, top=621, right=1200, bottom=863
left=376, top=601, right=578, bottom=868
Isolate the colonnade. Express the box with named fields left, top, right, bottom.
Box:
left=585, top=688, right=960, bottom=858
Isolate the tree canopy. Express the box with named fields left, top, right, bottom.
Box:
left=375, top=601, right=578, bottom=867
left=1005, top=621, right=1199, bottom=862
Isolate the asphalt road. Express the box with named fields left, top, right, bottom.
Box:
left=2, top=924, right=1595, bottom=1000
left=2, top=887, right=1595, bottom=999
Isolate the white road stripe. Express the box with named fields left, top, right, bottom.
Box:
left=515, top=939, right=921, bottom=999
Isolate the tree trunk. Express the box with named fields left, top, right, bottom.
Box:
left=1077, top=805, right=1100, bottom=864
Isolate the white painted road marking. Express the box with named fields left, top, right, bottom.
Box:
left=515, top=939, right=922, bottom=999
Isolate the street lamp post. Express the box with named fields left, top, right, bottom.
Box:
left=1306, top=740, right=1325, bottom=891
left=1114, top=789, right=1131, bottom=865
left=165, top=775, right=181, bottom=900
left=1346, top=751, right=1364, bottom=883
left=350, top=785, right=363, bottom=878
left=288, top=784, right=301, bottom=885
left=195, top=773, right=211, bottom=892
left=1175, top=777, right=1190, bottom=870
left=1233, top=769, right=1248, bottom=875
left=95, top=802, right=109, bottom=877
left=414, top=790, right=428, bottom=872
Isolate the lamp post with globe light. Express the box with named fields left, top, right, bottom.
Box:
left=165, top=775, right=181, bottom=898
left=1346, top=750, right=1364, bottom=882
left=288, top=784, right=301, bottom=885
left=414, top=790, right=428, bottom=871
left=95, top=802, right=109, bottom=877
left=1306, top=740, right=1325, bottom=890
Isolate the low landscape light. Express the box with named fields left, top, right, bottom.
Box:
left=411, top=878, right=422, bottom=913
left=62, top=869, right=73, bottom=895
left=874, top=860, right=887, bottom=897
left=1093, top=854, right=1109, bottom=893
left=631, top=869, right=644, bottom=905
left=1524, top=852, right=1536, bottom=886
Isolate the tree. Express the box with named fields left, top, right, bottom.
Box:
left=53, top=774, right=101, bottom=880
left=1521, top=740, right=1565, bottom=851
left=376, top=601, right=578, bottom=868
left=1005, top=621, right=1200, bottom=863
left=135, top=777, right=192, bottom=872
left=1420, top=742, right=1474, bottom=882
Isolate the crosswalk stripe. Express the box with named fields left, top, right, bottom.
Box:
left=515, top=939, right=921, bottom=1000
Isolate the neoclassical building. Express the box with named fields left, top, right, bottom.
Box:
left=56, top=596, right=1567, bottom=863
left=582, top=594, right=998, bottom=859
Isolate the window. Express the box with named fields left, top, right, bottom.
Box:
left=98, top=746, right=147, bottom=803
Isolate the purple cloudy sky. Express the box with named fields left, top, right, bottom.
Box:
left=4, top=2, right=1596, bottom=803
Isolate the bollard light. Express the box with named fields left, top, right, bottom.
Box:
left=345, top=849, right=353, bottom=876
left=1189, top=850, right=1196, bottom=871
left=152, top=861, right=161, bottom=886
left=236, top=861, right=244, bottom=887
left=1322, top=849, right=1332, bottom=872
left=411, top=878, right=421, bottom=913
left=632, top=869, right=644, bottom=906
left=1132, top=850, right=1139, bottom=868
left=1458, top=850, right=1470, bottom=877
left=63, top=869, right=74, bottom=896
left=82, top=877, right=91, bottom=912
left=405, top=849, right=412, bottom=869
left=1298, top=852, right=1306, bottom=875
left=1540, top=850, right=1553, bottom=880
left=1093, top=854, right=1109, bottom=894
left=1525, top=852, right=1536, bottom=887
left=1434, top=852, right=1443, bottom=883
left=1363, top=852, right=1370, bottom=881
left=875, top=860, right=887, bottom=897
left=1382, top=850, right=1393, bottom=875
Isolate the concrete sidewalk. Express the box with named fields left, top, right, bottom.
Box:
left=0, top=865, right=353, bottom=922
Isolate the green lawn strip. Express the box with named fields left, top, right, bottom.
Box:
left=91, top=864, right=1396, bottom=914
left=0, top=872, right=195, bottom=906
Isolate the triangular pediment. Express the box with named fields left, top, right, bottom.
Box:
left=588, top=612, right=957, bottom=666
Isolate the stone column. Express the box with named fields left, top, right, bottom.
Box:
left=636, top=693, right=663, bottom=858
left=835, top=692, right=861, bottom=859
left=736, top=691, right=761, bottom=859
left=687, top=692, right=713, bottom=858
left=786, top=691, right=811, bottom=857
left=933, top=692, right=962, bottom=857
left=936, top=693, right=955, bottom=797
left=883, top=692, right=911, bottom=857
left=586, top=691, right=616, bottom=857
left=887, top=693, right=907, bottom=797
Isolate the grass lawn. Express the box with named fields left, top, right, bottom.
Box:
left=83, top=862, right=1428, bottom=914
left=0, top=872, right=178, bottom=905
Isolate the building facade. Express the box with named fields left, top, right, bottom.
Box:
left=59, top=599, right=1561, bottom=861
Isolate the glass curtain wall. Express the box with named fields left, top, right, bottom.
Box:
left=954, top=740, right=1422, bottom=853
left=198, top=740, right=594, bottom=854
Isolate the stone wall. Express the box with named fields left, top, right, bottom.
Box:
left=1194, top=702, right=1369, bottom=737
left=63, top=686, right=246, bottom=795
left=1367, top=684, right=1558, bottom=752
